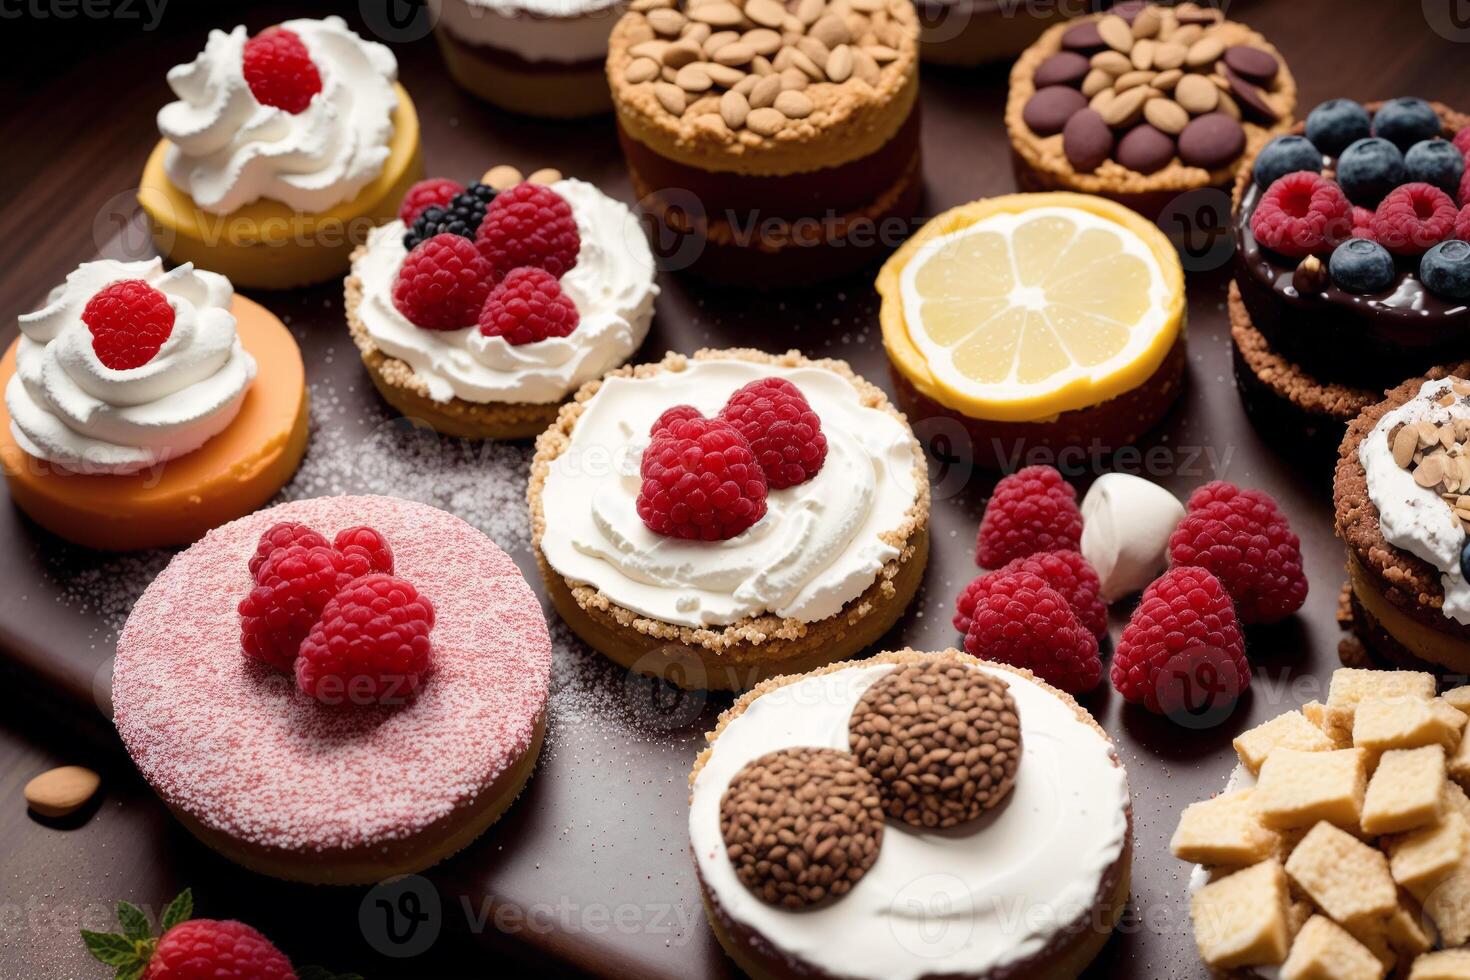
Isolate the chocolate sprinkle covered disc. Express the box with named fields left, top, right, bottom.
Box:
left=719, top=747, right=885, bottom=909
left=848, top=660, right=1022, bottom=829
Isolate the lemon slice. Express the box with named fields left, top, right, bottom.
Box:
left=882, top=194, right=1184, bottom=423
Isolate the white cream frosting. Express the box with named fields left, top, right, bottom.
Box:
left=1362, top=378, right=1470, bottom=625
left=539, top=358, right=920, bottom=628
left=353, top=178, right=656, bottom=405
left=432, top=0, right=625, bottom=64
left=1080, top=473, right=1186, bottom=603
left=5, top=259, right=256, bottom=476
left=158, top=16, right=399, bottom=214
left=690, top=661, right=1131, bottom=980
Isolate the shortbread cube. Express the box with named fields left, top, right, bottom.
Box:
left=1441, top=686, right=1470, bottom=716
left=1236, top=711, right=1336, bottom=773
left=1388, top=811, right=1468, bottom=898
left=1361, top=745, right=1446, bottom=835
left=1432, top=697, right=1469, bottom=738
left=1447, top=780, right=1470, bottom=823
left=1450, top=720, right=1470, bottom=786
left=1383, top=899, right=1432, bottom=959
left=1409, top=949, right=1470, bottom=979
left=1172, top=790, right=1281, bottom=865
left=1281, top=916, right=1387, bottom=980
left=1330, top=669, right=1436, bottom=711
left=1285, top=822, right=1397, bottom=927
left=1254, top=748, right=1367, bottom=829
left=1422, top=854, right=1470, bottom=945
left=1354, top=698, right=1461, bottom=754
left=1189, top=860, right=1291, bottom=969
left=1305, top=699, right=1357, bottom=749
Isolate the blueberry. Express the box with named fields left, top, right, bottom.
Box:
left=1305, top=98, right=1371, bottom=156
left=1337, top=137, right=1407, bottom=207
left=1329, top=238, right=1397, bottom=294
left=1372, top=97, right=1442, bottom=151
left=1253, top=135, right=1323, bottom=188
left=1421, top=240, right=1470, bottom=301
left=1462, top=536, right=1470, bottom=583
left=1405, top=139, right=1467, bottom=196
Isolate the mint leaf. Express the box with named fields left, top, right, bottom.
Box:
left=115, top=961, right=146, bottom=980
left=80, top=930, right=137, bottom=967
left=160, top=889, right=193, bottom=932
left=116, top=902, right=151, bottom=942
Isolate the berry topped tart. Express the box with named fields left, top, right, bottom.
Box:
left=138, top=17, right=425, bottom=290
left=0, top=260, right=306, bottom=551
left=689, top=649, right=1132, bottom=978
left=346, top=165, right=658, bottom=440
left=877, top=193, right=1187, bottom=469
left=112, top=495, right=551, bottom=884
left=606, top=0, right=921, bottom=284
left=1007, top=2, right=1295, bottom=218
left=529, top=349, right=929, bottom=690
left=1232, top=97, right=1470, bottom=461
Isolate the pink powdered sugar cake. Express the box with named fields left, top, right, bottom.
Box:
left=112, top=495, right=551, bottom=885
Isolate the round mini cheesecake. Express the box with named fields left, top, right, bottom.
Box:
left=529, top=349, right=930, bottom=691
left=112, top=495, right=552, bottom=884
left=607, top=0, right=921, bottom=285
left=690, top=649, right=1133, bottom=979
left=1335, top=371, right=1470, bottom=675
left=1007, top=3, right=1295, bottom=219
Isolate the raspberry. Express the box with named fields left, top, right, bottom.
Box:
left=1168, top=480, right=1308, bottom=624
left=144, top=919, right=295, bottom=980
left=975, top=465, right=1083, bottom=568
left=398, top=178, right=465, bottom=225
left=1457, top=203, right=1470, bottom=241
left=637, top=417, right=768, bottom=540
left=334, top=526, right=394, bottom=574
left=1249, top=171, right=1353, bottom=257
left=295, top=574, right=436, bottom=705
left=1371, top=182, right=1459, bottom=255
left=241, top=27, right=321, bottom=114
left=477, top=267, right=579, bottom=344
left=954, top=550, right=1106, bottom=640
left=1110, top=566, right=1248, bottom=714
left=718, top=378, right=828, bottom=489
left=1456, top=126, right=1470, bottom=158
left=649, top=405, right=705, bottom=439
left=1351, top=206, right=1376, bottom=240
left=392, top=233, right=494, bottom=331
left=1462, top=168, right=1470, bottom=208
left=961, top=571, right=1101, bottom=694
left=476, top=182, right=580, bottom=283
left=82, top=279, right=175, bottom=370
left=248, top=522, right=327, bottom=580
left=238, top=545, right=372, bottom=671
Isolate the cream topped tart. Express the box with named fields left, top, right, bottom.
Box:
left=529, top=349, right=930, bottom=690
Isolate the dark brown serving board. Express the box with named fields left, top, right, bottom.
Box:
left=4, top=1, right=1470, bottom=977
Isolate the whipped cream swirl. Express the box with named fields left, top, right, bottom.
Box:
left=6, top=259, right=256, bottom=476
left=539, top=359, right=920, bottom=627
left=431, top=0, right=627, bottom=64
left=158, top=16, right=399, bottom=214
left=352, top=178, right=657, bottom=405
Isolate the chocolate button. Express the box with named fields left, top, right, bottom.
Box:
left=1063, top=109, right=1114, bottom=172
left=1223, top=65, right=1278, bottom=124
left=1023, top=86, right=1088, bottom=136
left=1116, top=124, right=1176, bottom=174
left=1223, top=45, right=1279, bottom=84
left=1061, top=21, right=1105, bottom=52
left=1034, top=52, right=1090, bottom=88
left=1111, top=0, right=1148, bottom=22
left=1178, top=111, right=1246, bottom=169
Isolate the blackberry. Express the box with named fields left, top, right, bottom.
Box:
left=404, top=182, right=498, bottom=250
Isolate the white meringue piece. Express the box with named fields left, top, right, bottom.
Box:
left=1079, top=473, right=1185, bottom=603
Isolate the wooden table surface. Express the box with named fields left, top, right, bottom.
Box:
left=4, top=1, right=1470, bottom=977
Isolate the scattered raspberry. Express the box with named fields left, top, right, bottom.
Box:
left=144, top=919, right=296, bottom=980
left=391, top=233, right=494, bottom=331
left=1455, top=126, right=1470, bottom=158
left=1111, top=566, right=1249, bottom=714
left=961, top=571, right=1101, bottom=694
left=238, top=545, right=372, bottom=671
left=649, top=405, right=704, bottom=439
left=1168, top=480, right=1308, bottom=624
left=295, top=574, right=436, bottom=705
left=477, top=267, right=579, bottom=344
left=718, top=378, right=828, bottom=489
left=637, top=417, right=768, bottom=540
left=248, top=522, right=327, bottom=580
left=1249, top=171, right=1353, bottom=257
left=398, top=178, right=465, bottom=225
left=1461, top=168, right=1470, bottom=208
left=242, top=27, right=321, bottom=114
left=475, top=182, right=580, bottom=284
left=82, top=279, right=175, bottom=370
left=955, top=550, right=1107, bottom=640
left=1351, top=206, right=1376, bottom=240
left=334, top=526, right=394, bottom=574
left=1371, top=182, right=1460, bottom=255
left=1456, top=203, right=1470, bottom=241
left=975, top=465, right=1083, bottom=568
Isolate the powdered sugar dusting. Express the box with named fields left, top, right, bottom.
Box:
left=112, top=495, right=551, bottom=853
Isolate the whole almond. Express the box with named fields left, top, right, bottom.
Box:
left=682, top=21, right=712, bottom=44
left=1081, top=69, right=1112, bottom=97
left=720, top=89, right=751, bottom=128
left=706, top=63, right=746, bottom=86
left=24, top=766, right=100, bottom=819
left=631, top=0, right=672, bottom=10
left=1097, top=15, right=1134, bottom=53
left=1114, top=69, right=1156, bottom=92
left=483, top=164, right=523, bottom=190
left=775, top=88, right=814, bottom=118
left=788, top=47, right=825, bottom=80
left=675, top=63, right=714, bottom=92
left=850, top=0, right=884, bottom=11
left=734, top=73, right=761, bottom=95
left=798, top=36, right=831, bottom=69
left=1089, top=88, right=1117, bottom=115
left=827, top=44, right=854, bottom=82
left=1171, top=23, right=1203, bottom=46
left=743, top=28, right=782, bottom=55
left=1152, top=68, right=1183, bottom=90
left=866, top=44, right=899, bottom=63
left=851, top=47, right=881, bottom=85
left=751, top=54, right=775, bottom=75
left=625, top=57, right=660, bottom=83
left=1175, top=73, right=1218, bottom=114
left=654, top=81, right=687, bottom=114
left=663, top=39, right=703, bottom=68
left=797, top=0, right=825, bottom=24
left=1101, top=85, right=1149, bottom=127
left=716, top=41, right=756, bottom=65
left=703, top=30, right=739, bottom=55
left=630, top=39, right=671, bottom=60
left=811, top=14, right=852, bottom=47
left=1215, top=90, right=1241, bottom=119
left=747, top=106, right=786, bottom=136
left=527, top=167, right=562, bottom=185
left=781, top=67, right=810, bottom=90
left=746, top=0, right=787, bottom=28
left=1185, top=36, right=1224, bottom=67
left=1131, top=39, right=1155, bottom=71
left=1131, top=4, right=1162, bottom=38
left=1153, top=41, right=1186, bottom=70
left=750, top=73, right=783, bottom=107
left=1144, top=98, right=1189, bottom=134
left=647, top=8, right=687, bottom=35
left=1090, top=50, right=1131, bottom=75
left=690, top=1, right=744, bottom=27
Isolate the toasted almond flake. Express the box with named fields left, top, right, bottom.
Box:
left=1392, top=425, right=1419, bottom=469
